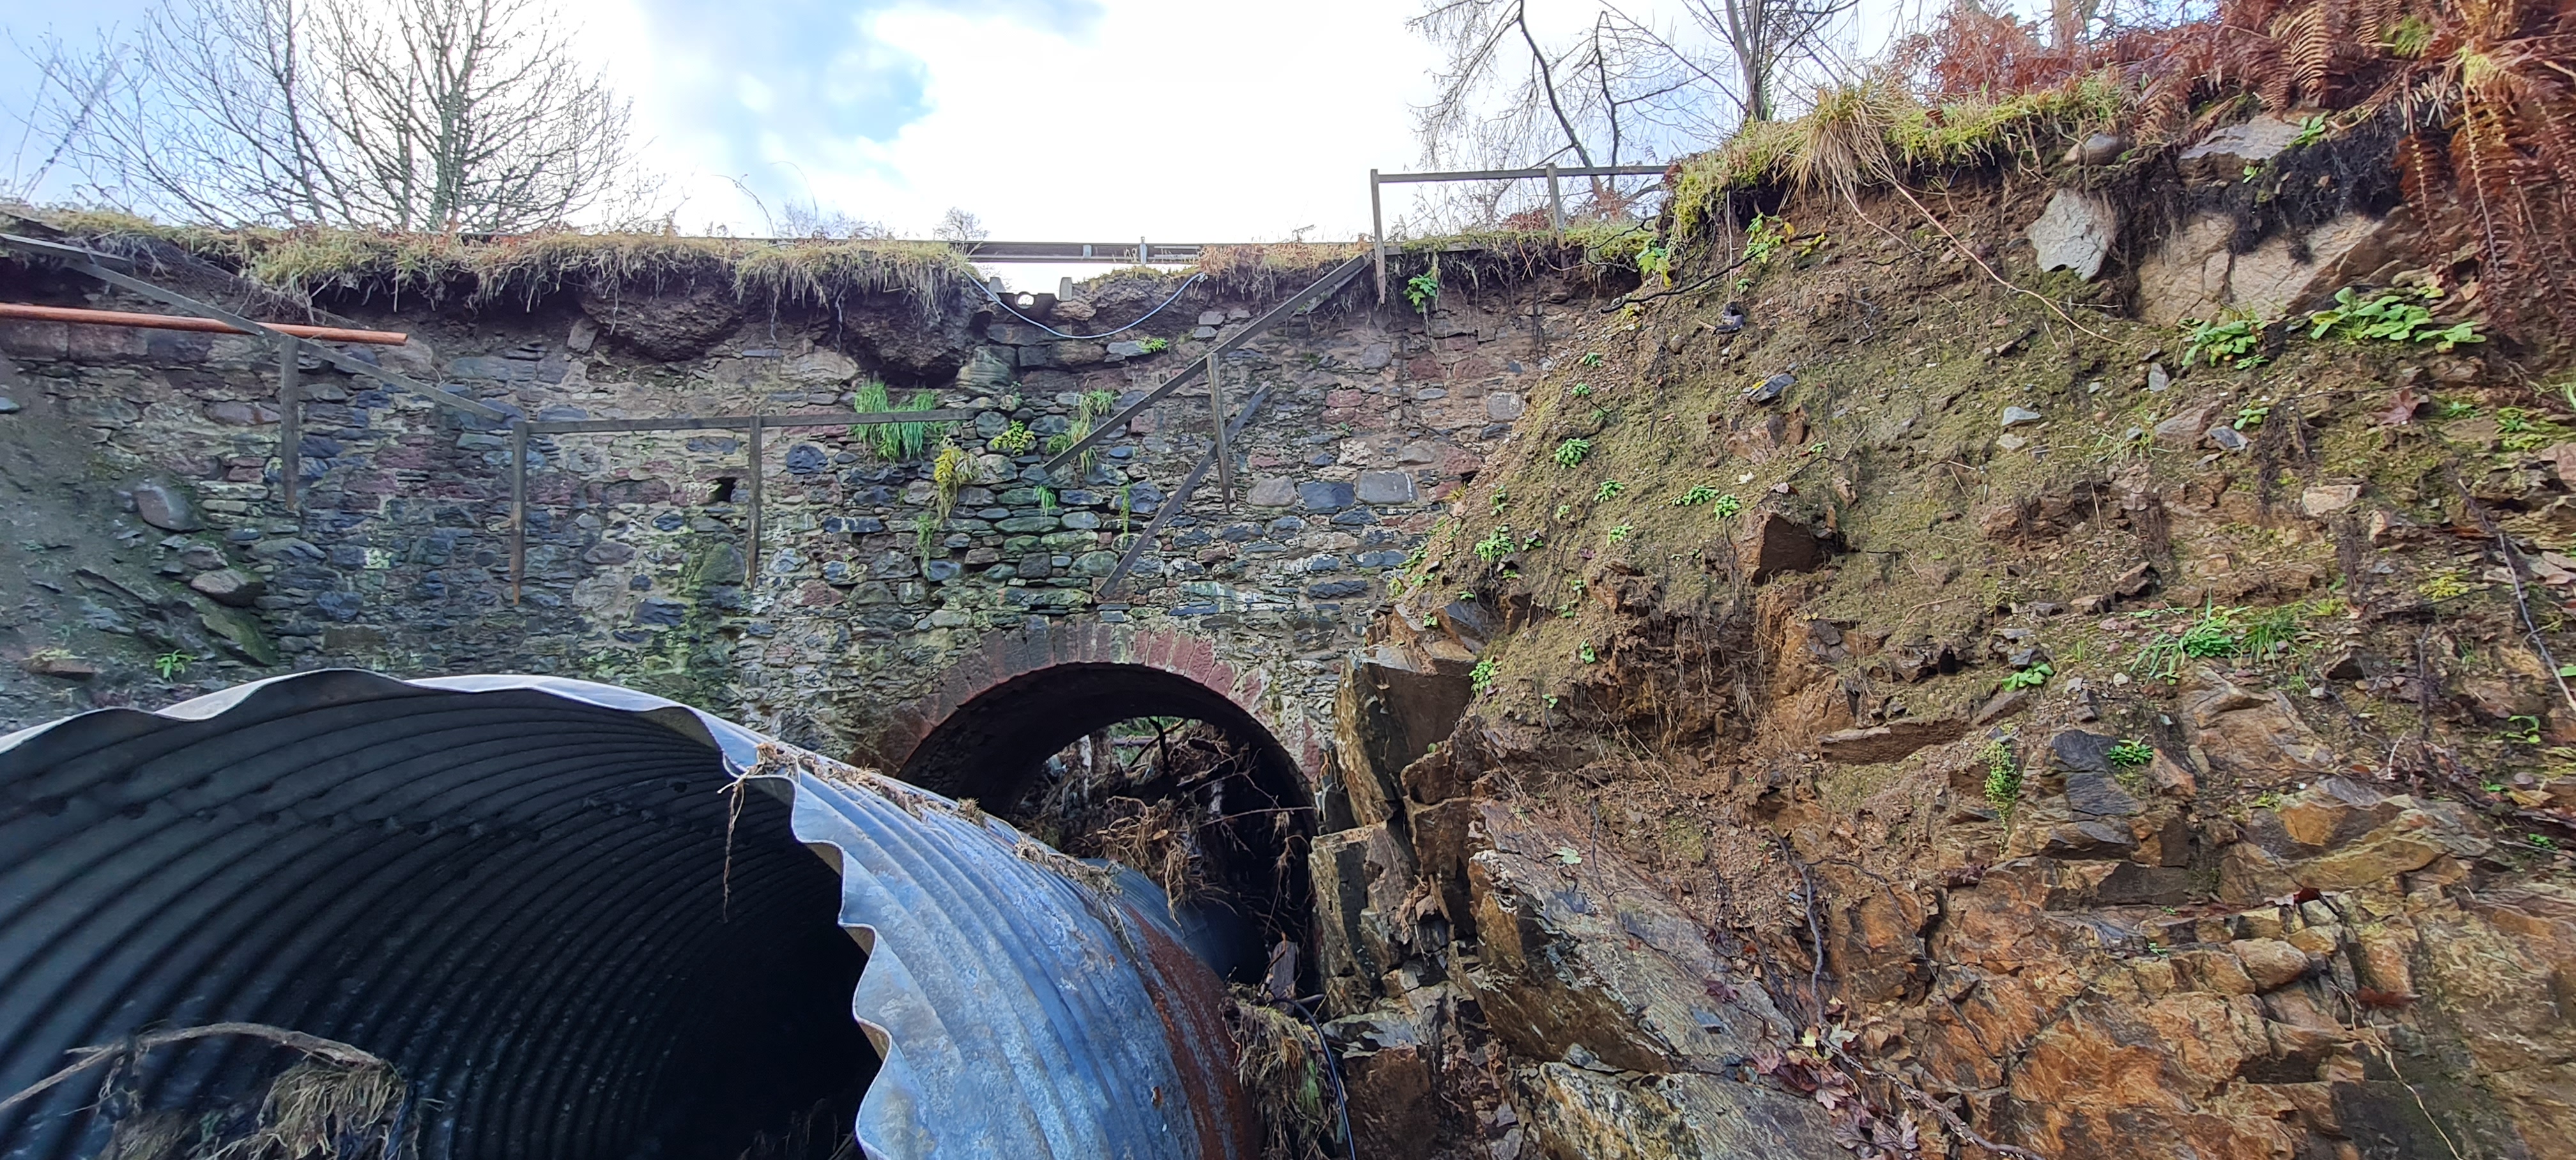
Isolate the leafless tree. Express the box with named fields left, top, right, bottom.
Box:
left=931, top=207, right=988, bottom=243
left=19, top=0, right=654, bottom=231
left=1692, top=0, right=1860, bottom=123
left=1407, top=0, right=1857, bottom=228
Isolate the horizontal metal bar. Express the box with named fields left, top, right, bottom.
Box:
left=958, top=241, right=1208, bottom=263
left=0, top=233, right=511, bottom=422
left=1374, top=164, right=1669, bottom=184
left=1038, top=254, right=1370, bottom=475
left=0, top=301, right=411, bottom=344
left=526, top=409, right=973, bottom=435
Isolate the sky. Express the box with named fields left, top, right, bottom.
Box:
left=0, top=0, right=1927, bottom=287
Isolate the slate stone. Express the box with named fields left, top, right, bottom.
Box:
left=1266, top=517, right=1307, bottom=536
left=785, top=445, right=828, bottom=475
left=1073, top=550, right=1121, bottom=576
left=1061, top=511, right=1102, bottom=530
left=583, top=542, right=636, bottom=565
left=1332, top=510, right=1379, bottom=526
left=2207, top=425, right=2251, bottom=452
left=2001, top=405, right=2044, bottom=427
left=0, top=397, right=19, bottom=414
left=1745, top=372, right=1793, bottom=404
left=1219, top=523, right=1261, bottom=543
left=924, top=560, right=963, bottom=582
left=132, top=479, right=202, bottom=531
left=2067, top=770, right=2147, bottom=818
left=188, top=569, right=264, bottom=607
left=2050, top=729, right=2119, bottom=773
left=2026, top=189, right=2119, bottom=280
left=1249, top=477, right=1297, bottom=507
left=1307, top=579, right=1370, bottom=599
left=313, top=591, right=365, bottom=622
left=1298, top=480, right=1356, bottom=512
left=635, top=598, right=689, bottom=625
left=1356, top=471, right=1416, bottom=505
left=1485, top=392, right=1525, bottom=421
left=998, top=515, right=1059, bottom=533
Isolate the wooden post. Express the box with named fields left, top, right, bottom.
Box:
left=1370, top=169, right=1387, bottom=304
left=1208, top=349, right=1232, bottom=508
left=745, top=415, right=763, bottom=585
left=508, top=420, right=526, bottom=606
left=1546, top=164, right=1565, bottom=235
left=276, top=336, right=300, bottom=512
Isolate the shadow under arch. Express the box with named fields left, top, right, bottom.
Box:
left=893, top=660, right=1315, bottom=984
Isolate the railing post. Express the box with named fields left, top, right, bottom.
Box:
left=1370, top=169, right=1387, bottom=304
left=275, top=335, right=300, bottom=513
left=508, top=419, right=526, bottom=606
left=1208, top=348, right=1232, bottom=509
left=1546, top=164, right=1565, bottom=235
left=745, top=415, right=763, bottom=584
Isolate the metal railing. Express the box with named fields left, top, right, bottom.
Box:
left=1366, top=163, right=1671, bottom=298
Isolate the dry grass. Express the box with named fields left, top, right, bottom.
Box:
left=6, top=206, right=983, bottom=317
left=1230, top=995, right=1338, bottom=1160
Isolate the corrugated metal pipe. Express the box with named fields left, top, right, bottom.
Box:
left=0, top=671, right=1252, bottom=1160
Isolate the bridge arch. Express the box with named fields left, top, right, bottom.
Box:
left=875, top=622, right=1321, bottom=805
left=876, top=623, right=1321, bottom=982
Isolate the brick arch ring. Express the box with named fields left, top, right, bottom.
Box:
left=868, top=621, right=1326, bottom=811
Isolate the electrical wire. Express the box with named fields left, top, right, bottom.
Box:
left=976, top=272, right=1206, bottom=340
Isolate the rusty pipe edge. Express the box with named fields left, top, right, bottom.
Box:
left=0, top=670, right=1253, bottom=1160
left=0, top=302, right=410, bottom=345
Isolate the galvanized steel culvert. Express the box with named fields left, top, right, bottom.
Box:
left=0, top=671, right=1254, bottom=1159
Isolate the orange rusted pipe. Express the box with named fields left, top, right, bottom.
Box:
left=0, top=302, right=408, bottom=345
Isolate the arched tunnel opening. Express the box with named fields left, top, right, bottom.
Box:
left=894, top=663, right=1315, bottom=989
left=0, top=679, right=875, bottom=1160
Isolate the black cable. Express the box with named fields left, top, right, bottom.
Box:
left=977, top=273, right=1205, bottom=340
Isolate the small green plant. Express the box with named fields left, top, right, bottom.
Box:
left=2290, top=113, right=2328, bottom=148
left=1594, top=480, right=1625, bottom=501
left=153, top=650, right=192, bottom=680
left=2419, top=568, right=2477, bottom=601
left=1474, top=526, right=1515, bottom=563
left=2234, top=401, right=2272, bottom=431
left=2241, top=162, right=2263, bottom=182
left=2108, top=739, right=2154, bottom=768
left=1579, top=351, right=1604, bottom=368
left=1743, top=212, right=1790, bottom=264
left=2438, top=398, right=2479, bottom=420
left=2253, top=790, right=2285, bottom=810
left=1636, top=240, right=1672, bottom=283
left=1577, top=642, right=1598, bottom=664
left=1570, top=383, right=1594, bottom=398
left=1607, top=523, right=1634, bottom=542
left=2506, top=715, right=2544, bottom=745
left=1552, top=502, right=1573, bottom=521
left=2530, top=833, right=2562, bottom=851
left=2181, top=316, right=2270, bottom=367
left=1136, top=336, right=1170, bottom=354
left=989, top=421, right=1036, bottom=454
left=1469, top=657, right=1498, bottom=692
left=1673, top=484, right=1719, bottom=507
left=1404, top=272, right=1440, bottom=310
left=1491, top=488, right=1510, bottom=515
left=2001, top=662, right=2053, bottom=691
left=2305, top=286, right=2483, bottom=351
left=1713, top=494, right=1744, bottom=517
left=851, top=381, right=953, bottom=461
left=1981, top=739, right=2023, bottom=817
left=1518, top=529, right=1545, bottom=551
left=1553, top=438, right=1592, bottom=467
left=912, top=510, right=940, bottom=569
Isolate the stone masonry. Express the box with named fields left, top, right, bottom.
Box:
left=0, top=264, right=1598, bottom=803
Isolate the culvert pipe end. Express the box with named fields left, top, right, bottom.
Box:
left=0, top=669, right=1254, bottom=1160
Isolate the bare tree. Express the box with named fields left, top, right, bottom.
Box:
left=931, top=207, right=988, bottom=242
left=1410, top=1, right=1713, bottom=225
left=20, top=0, right=653, bottom=231
left=1690, top=0, right=1860, bottom=123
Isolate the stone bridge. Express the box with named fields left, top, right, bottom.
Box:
left=0, top=254, right=1595, bottom=818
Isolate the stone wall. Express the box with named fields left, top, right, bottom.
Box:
left=0, top=261, right=1599, bottom=800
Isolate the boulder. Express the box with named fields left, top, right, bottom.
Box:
left=2230, top=938, right=2312, bottom=989
left=1310, top=822, right=1420, bottom=1009
left=1519, top=1064, right=1848, bottom=1160
left=1737, top=510, right=1826, bottom=581
left=2301, top=484, right=2365, bottom=517
left=132, top=479, right=202, bottom=531
left=2138, top=209, right=2410, bottom=326
left=2027, top=189, right=2120, bottom=280
left=2180, top=667, right=2339, bottom=777
left=2177, top=116, right=2307, bottom=179
left=188, top=568, right=264, bottom=607
left=1355, top=471, right=1416, bottom=505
